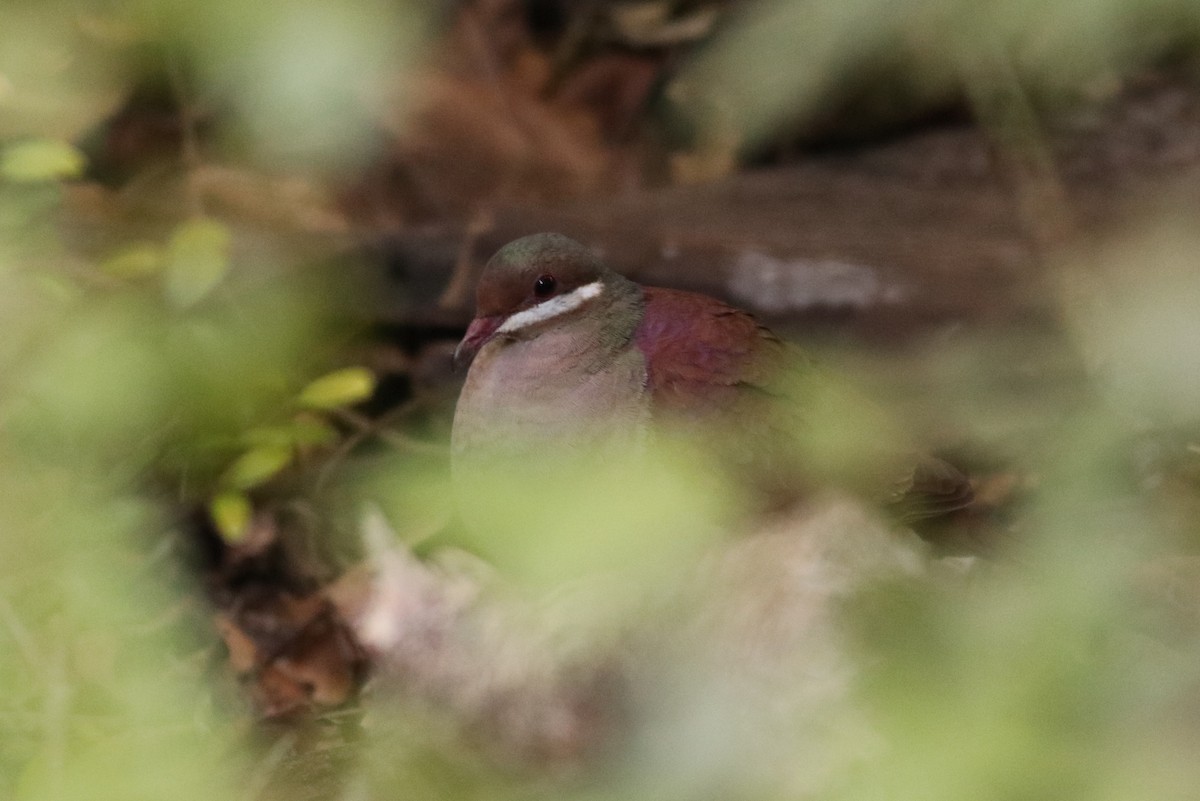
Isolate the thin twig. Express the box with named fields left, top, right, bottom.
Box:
left=438, top=208, right=493, bottom=310
left=165, top=46, right=206, bottom=218
left=0, top=593, right=42, bottom=670
left=957, top=37, right=1077, bottom=254
left=313, top=404, right=448, bottom=493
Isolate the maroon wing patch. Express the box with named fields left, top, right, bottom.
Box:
left=635, top=286, right=791, bottom=418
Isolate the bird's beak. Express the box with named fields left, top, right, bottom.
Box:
left=454, top=315, right=503, bottom=369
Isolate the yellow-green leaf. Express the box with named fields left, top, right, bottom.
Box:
left=241, top=418, right=338, bottom=448
left=210, top=491, right=252, bottom=543
left=164, top=219, right=232, bottom=308
left=297, top=367, right=376, bottom=410
left=1, top=139, right=86, bottom=182
left=221, top=444, right=292, bottom=490
left=101, top=241, right=164, bottom=279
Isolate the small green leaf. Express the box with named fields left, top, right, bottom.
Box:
left=164, top=219, right=232, bottom=308
left=242, top=418, right=338, bottom=448
left=210, top=491, right=252, bottom=543
left=1, top=139, right=86, bottom=182
left=221, top=444, right=292, bottom=490
left=101, top=241, right=163, bottom=278
left=297, top=366, right=376, bottom=410
left=239, top=426, right=293, bottom=448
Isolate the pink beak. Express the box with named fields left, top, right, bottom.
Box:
left=454, top=315, right=503, bottom=369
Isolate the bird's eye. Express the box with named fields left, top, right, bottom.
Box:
left=533, top=274, right=557, bottom=297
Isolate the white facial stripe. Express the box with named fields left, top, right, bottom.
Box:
left=496, top=280, right=604, bottom=335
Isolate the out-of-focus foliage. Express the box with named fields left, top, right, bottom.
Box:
left=298, top=366, right=378, bottom=410
left=1, top=139, right=86, bottom=182
left=681, top=0, right=1200, bottom=149
left=163, top=218, right=232, bottom=307
left=452, top=441, right=731, bottom=590
left=152, top=0, right=429, bottom=168
left=0, top=0, right=430, bottom=796
left=0, top=470, right=246, bottom=801
left=0, top=204, right=345, bottom=797
left=0, top=265, right=261, bottom=797
left=210, top=489, right=254, bottom=542
left=1066, top=220, right=1200, bottom=423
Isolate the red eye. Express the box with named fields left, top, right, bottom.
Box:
left=533, top=274, right=557, bottom=297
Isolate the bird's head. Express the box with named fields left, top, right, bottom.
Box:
left=454, top=233, right=612, bottom=367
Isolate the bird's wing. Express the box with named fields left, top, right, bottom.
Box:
left=636, top=286, right=796, bottom=418
left=636, top=285, right=975, bottom=525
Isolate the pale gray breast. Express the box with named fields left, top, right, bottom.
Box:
left=451, top=324, right=652, bottom=528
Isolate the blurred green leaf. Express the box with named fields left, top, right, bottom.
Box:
left=0, top=458, right=246, bottom=801
left=297, top=366, right=376, bottom=409
left=10, top=297, right=168, bottom=459
left=678, top=0, right=1199, bottom=152
left=164, top=219, right=232, bottom=308
left=0, top=139, right=85, bottom=182
left=241, top=416, right=338, bottom=448
left=210, top=490, right=252, bottom=542
left=100, top=241, right=164, bottom=279
left=221, top=444, right=292, bottom=489
left=165, top=0, right=431, bottom=168
left=454, top=441, right=728, bottom=590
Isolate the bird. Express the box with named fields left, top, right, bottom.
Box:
left=450, top=232, right=972, bottom=535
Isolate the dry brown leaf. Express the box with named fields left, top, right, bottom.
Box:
left=352, top=71, right=620, bottom=225
left=216, top=591, right=366, bottom=717
left=215, top=611, right=260, bottom=674
left=554, top=53, right=663, bottom=142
